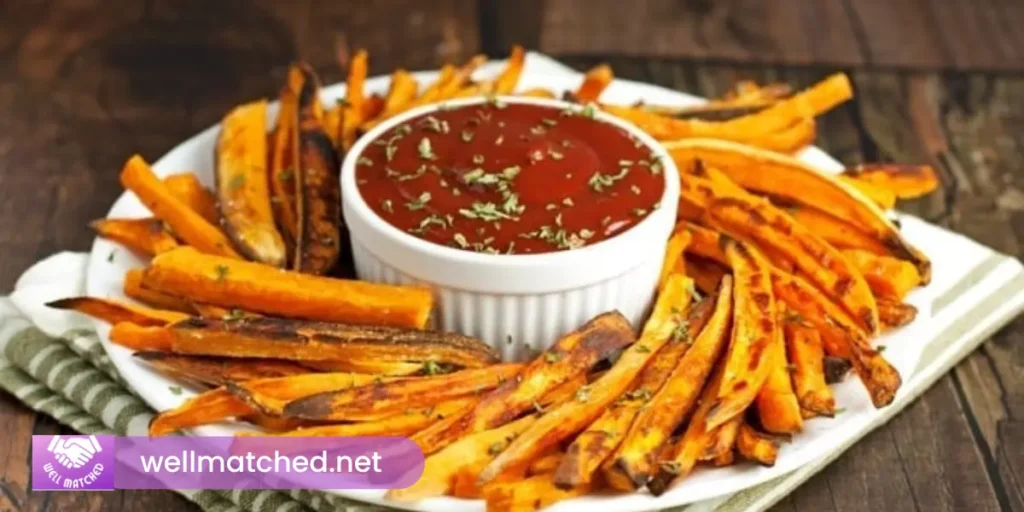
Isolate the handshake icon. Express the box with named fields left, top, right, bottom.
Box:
left=46, top=435, right=103, bottom=469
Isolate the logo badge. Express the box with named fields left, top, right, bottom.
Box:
left=33, top=435, right=115, bottom=491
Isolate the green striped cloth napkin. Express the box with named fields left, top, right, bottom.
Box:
left=2, top=214, right=1022, bottom=512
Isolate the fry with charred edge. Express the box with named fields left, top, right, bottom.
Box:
left=841, top=249, right=922, bottom=301
left=124, top=269, right=193, bottom=313
left=493, top=46, right=526, bottom=95
left=602, top=276, right=733, bottom=491
left=412, top=312, right=635, bottom=455
left=772, top=271, right=901, bottom=407
left=283, top=364, right=524, bottom=421
left=483, top=473, right=592, bottom=512
left=555, top=297, right=715, bottom=489
left=216, top=99, right=287, bottom=267
left=476, top=276, right=694, bottom=485
left=877, top=298, right=917, bottom=329
left=686, top=256, right=728, bottom=295
left=842, top=164, right=940, bottom=199
left=664, top=138, right=931, bottom=282
left=298, top=359, right=426, bottom=376
left=270, top=65, right=303, bottom=256
left=682, top=222, right=727, bottom=265
left=340, top=49, right=368, bottom=150
left=701, top=413, right=742, bottom=460
left=47, top=297, right=187, bottom=326
left=786, top=205, right=891, bottom=255
left=148, top=372, right=379, bottom=436
left=783, top=317, right=835, bottom=416
left=143, top=247, right=433, bottom=328
left=659, top=229, right=691, bottom=290
left=735, top=423, right=778, bottom=466
left=163, top=174, right=220, bottom=225
left=109, top=323, right=174, bottom=351
left=838, top=175, right=896, bottom=210
left=90, top=218, right=178, bottom=256
left=120, top=155, right=241, bottom=258
left=387, top=415, right=537, bottom=502
left=754, top=309, right=803, bottom=434
left=295, top=74, right=342, bottom=274
left=703, top=241, right=776, bottom=431
left=167, top=316, right=498, bottom=368
left=574, top=64, right=614, bottom=103
left=189, top=304, right=261, bottom=320
left=706, top=195, right=879, bottom=334
left=133, top=352, right=311, bottom=387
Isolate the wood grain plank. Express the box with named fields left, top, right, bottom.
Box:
left=841, top=0, right=951, bottom=68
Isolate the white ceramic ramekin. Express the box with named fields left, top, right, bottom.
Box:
left=340, top=96, right=679, bottom=359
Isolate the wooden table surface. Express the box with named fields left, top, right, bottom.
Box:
left=1, top=1, right=1021, bottom=511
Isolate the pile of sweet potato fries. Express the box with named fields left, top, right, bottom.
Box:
left=52, top=46, right=940, bottom=510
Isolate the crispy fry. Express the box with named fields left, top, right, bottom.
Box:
left=452, top=459, right=525, bottom=499
left=109, top=322, right=173, bottom=351
left=528, top=451, right=564, bottom=476
left=783, top=317, right=835, bottom=416
left=439, top=55, right=487, bottom=100
left=123, top=269, right=193, bottom=312
left=602, top=276, right=733, bottom=491
left=216, top=99, right=286, bottom=267
left=494, top=45, right=526, bottom=95
left=755, top=117, right=816, bottom=153
left=659, top=229, right=691, bottom=290
left=163, top=174, right=219, bottom=225
left=877, top=298, right=918, bottom=329
left=47, top=297, right=187, bottom=326
left=121, top=155, right=240, bottom=258
left=574, top=64, right=613, bottom=103
left=134, top=352, right=310, bottom=387
left=477, top=276, right=694, bottom=485
left=143, top=247, right=434, bottom=328
left=838, top=175, right=896, bottom=210
left=703, top=241, right=776, bottom=431
left=483, top=473, right=591, bottom=512
left=283, top=364, right=523, bottom=421
left=843, top=164, right=940, bottom=199
left=754, top=309, right=803, bottom=434
left=340, top=49, right=368, bottom=150
left=682, top=222, right=727, bottom=265
left=686, top=256, right=728, bottom=295
left=842, top=249, right=921, bottom=300
left=270, top=65, right=304, bottom=256
left=786, top=204, right=892, bottom=255
left=736, top=423, right=778, bottom=466
left=90, top=217, right=178, bottom=256
left=701, top=413, right=742, bottom=460
left=189, top=304, right=255, bottom=319
left=167, top=316, right=498, bottom=368
left=244, top=398, right=478, bottom=438
left=413, top=312, right=635, bottom=455
left=518, top=88, right=557, bottom=99
left=378, top=69, right=419, bottom=120
left=298, top=359, right=426, bottom=376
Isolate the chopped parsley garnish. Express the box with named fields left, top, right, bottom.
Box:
left=405, top=192, right=432, bottom=211
left=357, top=156, right=373, bottom=166
left=214, top=264, right=229, bottom=282
left=459, top=202, right=515, bottom=221
left=417, top=137, right=436, bottom=160
left=588, top=167, right=630, bottom=192
left=381, top=200, right=393, bottom=213
left=227, top=173, right=246, bottom=190
left=168, top=386, right=183, bottom=396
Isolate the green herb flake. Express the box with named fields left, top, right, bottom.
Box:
left=405, top=192, right=432, bottom=211
left=107, top=251, right=115, bottom=263
left=588, top=167, right=630, bottom=192
left=168, top=386, right=183, bottom=396
left=575, top=385, right=591, bottom=403
left=636, top=344, right=651, bottom=353
left=222, top=308, right=245, bottom=321
left=381, top=200, right=393, bottom=213
left=214, top=264, right=229, bottom=282
left=417, top=137, right=436, bottom=160
left=421, top=360, right=443, bottom=375
left=227, top=173, right=246, bottom=190
left=357, top=156, right=374, bottom=166
left=279, top=169, right=294, bottom=182
left=544, top=351, right=563, bottom=363
left=461, top=130, right=475, bottom=143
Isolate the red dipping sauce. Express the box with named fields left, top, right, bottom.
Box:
left=354, top=100, right=666, bottom=255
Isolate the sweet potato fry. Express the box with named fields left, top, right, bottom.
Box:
left=838, top=175, right=896, bottom=210
left=659, top=228, right=691, bottom=290
left=483, top=473, right=591, bottom=512
left=413, top=312, right=634, bottom=455
left=529, top=451, right=564, bottom=476
left=574, top=64, right=613, bottom=103
left=378, top=69, right=418, bottom=120
left=877, top=298, right=918, bottom=329
left=109, top=322, right=174, bottom=351
left=216, top=99, right=286, bottom=267
left=494, top=45, right=526, bottom=95
left=47, top=297, right=187, bottom=326
left=686, top=256, right=728, bottom=295
left=736, top=423, right=778, bottom=466
left=295, top=104, right=342, bottom=274
left=142, top=247, right=433, bottom=328
left=786, top=204, right=891, bottom=255
left=121, top=155, right=240, bottom=258
left=783, top=317, right=835, bottom=416
left=682, top=222, right=727, bottom=265
left=555, top=297, right=716, bottom=489
left=703, top=241, right=777, bottom=431
left=90, top=218, right=178, bottom=256
left=665, top=138, right=931, bottom=282
left=754, top=309, right=803, bottom=434
left=297, top=359, right=425, bottom=376
left=163, top=174, right=219, bottom=225
left=438, top=54, right=487, bottom=100
left=167, top=316, right=498, bottom=368
left=518, top=88, right=557, bottom=99
left=824, top=355, right=853, bottom=384
left=387, top=415, right=537, bottom=502
left=245, top=397, right=478, bottom=438
left=841, top=249, right=921, bottom=300
left=134, top=352, right=311, bottom=387
left=477, top=276, right=694, bottom=485
left=283, top=364, right=524, bottom=421
left=270, top=65, right=304, bottom=255
left=123, top=269, right=193, bottom=313
left=340, top=49, right=368, bottom=150
left=701, top=413, right=742, bottom=461
left=602, top=276, right=733, bottom=491
left=842, top=163, right=940, bottom=199
left=754, top=117, right=816, bottom=153
left=452, top=459, right=526, bottom=499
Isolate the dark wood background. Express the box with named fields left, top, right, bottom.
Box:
left=0, top=1, right=1021, bottom=511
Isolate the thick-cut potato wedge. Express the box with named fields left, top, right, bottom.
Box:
left=786, top=205, right=892, bottom=255
left=602, top=276, right=733, bottom=490
left=665, top=138, right=931, bottom=282
left=493, top=45, right=526, bottom=95
left=842, top=163, right=940, bottom=199
left=477, top=276, right=693, bottom=485
left=90, top=218, right=178, bottom=256
left=413, top=312, right=634, bottom=455
left=123, top=269, right=193, bottom=313
left=706, top=195, right=879, bottom=334
left=47, top=297, right=187, bottom=326
left=754, top=310, right=803, bottom=434
left=556, top=297, right=716, bottom=489
left=388, top=415, right=537, bottom=502
left=216, top=100, right=286, bottom=267
left=120, top=155, right=240, bottom=258
left=167, top=316, right=498, bottom=368
left=574, top=64, right=613, bottom=103
left=877, top=298, right=918, bottom=329
left=659, top=229, right=691, bottom=290
left=704, top=241, right=777, bottom=430
left=838, top=175, right=896, bottom=210
left=340, top=49, right=369, bottom=150
left=143, top=247, right=433, bottom=328
left=109, top=322, right=173, bottom=351
left=283, top=364, right=523, bottom=421
left=134, top=352, right=311, bottom=387
left=270, top=65, right=304, bottom=256
left=772, top=271, right=901, bottom=407
left=784, top=318, right=835, bottom=416
left=163, top=174, right=220, bottom=225
left=298, top=359, right=425, bottom=376
left=736, top=423, right=779, bottom=466
left=842, top=249, right=921, bottom=300
left=483, top=473, right=591, bottom=512
left=686, top=256, right=728, bottom=295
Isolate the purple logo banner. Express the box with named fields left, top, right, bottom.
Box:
left=32, top=435, right=116, bottom=491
